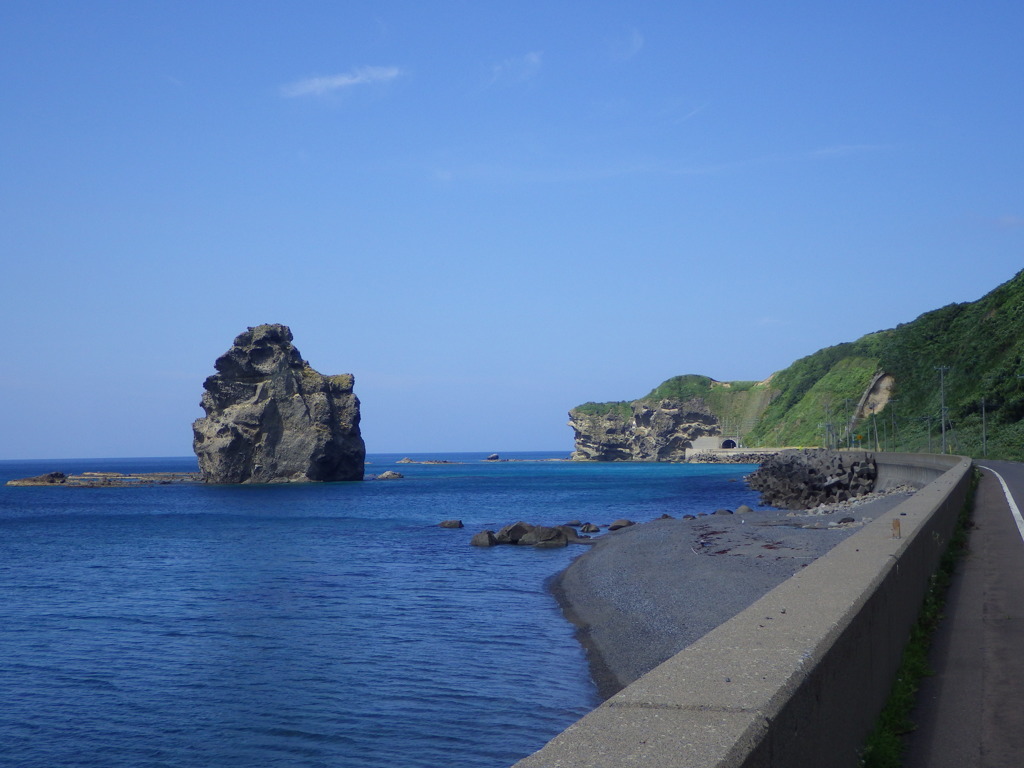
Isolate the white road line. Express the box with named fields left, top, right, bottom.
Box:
left=979, top=465, right=1024, bottom=544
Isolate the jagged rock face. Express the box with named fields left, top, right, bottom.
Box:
left=192, top=324, right=365, bottom=483
left=568, top=398, right=720, bottom=461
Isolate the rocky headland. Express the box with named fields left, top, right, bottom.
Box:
left=192, top=324, right=365, bottom=483
left=567, top=375, right=779, bottom=462
left=568, top=397, right=720, bottom=461
left=565, top=270, right=1024, bottom=461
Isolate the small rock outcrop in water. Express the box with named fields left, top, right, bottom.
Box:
left=470, top=521, right=595, bottom=548
left=6, top=472, right=67, bottom=486
left=745, top=449, right=876, bottom=510
left=7, top=471, right=197, bottom=487
left=192, top=324, right=365, bottom=483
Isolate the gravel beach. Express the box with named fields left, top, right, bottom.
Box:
left=552, top=489, right=916, bottom=699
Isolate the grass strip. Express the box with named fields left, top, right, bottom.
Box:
left=859, top=468, right=979, bottom=768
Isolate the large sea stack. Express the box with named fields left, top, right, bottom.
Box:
left=192, top=324, right=365, bottom=483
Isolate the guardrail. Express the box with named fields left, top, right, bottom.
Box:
left=514, top=453, right=972, bottom=768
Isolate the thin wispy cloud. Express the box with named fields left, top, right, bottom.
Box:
left=808, top=144, right=889, bottom=159
left=429, top=157, right=715, bottom=185
left=610, top=28, right=644, bottom=61
left=995, top=215, right=1024, bottom=229
left=425, top=136, right=887, bottom=187
left=281, top=66, right=401, bottom=98
left=660, top=144, right=892, bottom=177
left=687, top=145, right=890, bottom=175
left=488, top=51, right=543, bottom=86
left=671, top=105, right=705, bottom=125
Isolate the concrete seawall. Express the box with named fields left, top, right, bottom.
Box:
left=874, top=451, right=960, bottom=490
left=514, top=453, right=972, bottom=768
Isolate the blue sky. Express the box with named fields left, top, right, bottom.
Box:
left=2, top=2, right=1022, bottom=459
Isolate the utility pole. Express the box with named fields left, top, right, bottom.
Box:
left=935, top=366, right=950, bottom=454
left=981, top=397, right=987, bottom=457
left=889, top=399, right=898, bottom=452
left=843, top=398, right=855, bottom=448
left=822, top=401, right=836, bottom=450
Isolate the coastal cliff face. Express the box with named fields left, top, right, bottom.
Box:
left=568, top=398, right=719, bottom=461
left=568, top=270, right=1024, bottom=459
left=192, top=324, right=365, bottom=483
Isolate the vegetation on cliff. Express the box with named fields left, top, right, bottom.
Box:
left=575, top=376, right=772, bottom=431
left=571, top=268, right=1024, bottom=461
left=572, top=400, right=633, bottom=421
left=863, top=268, right=1024, bottom=459
left=745, top=351, right=882, bottom=447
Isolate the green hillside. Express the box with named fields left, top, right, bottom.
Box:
left=573, top=374, right=775, bottom=436
left=855, top=268, right=1024, bottom=459
left=573, top=268, right=1024, bottom=460
left=746, top=352, right=882, bottom=448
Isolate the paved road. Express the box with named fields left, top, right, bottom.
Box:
left=903, top=459, right=1024, bottom=767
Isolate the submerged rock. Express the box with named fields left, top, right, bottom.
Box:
left=192, top=324, right=365, bottom=484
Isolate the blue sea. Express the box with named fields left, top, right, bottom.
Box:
left=0, top=453, right=763, bottom=768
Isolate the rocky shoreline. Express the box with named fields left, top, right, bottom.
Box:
left=549, top=487, right=915, bottom=699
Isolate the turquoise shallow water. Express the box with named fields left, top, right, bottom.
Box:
left=0, top=453, right=762, bottom=768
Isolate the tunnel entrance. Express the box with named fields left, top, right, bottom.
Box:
left=721, top=439, right=737, bottom=449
